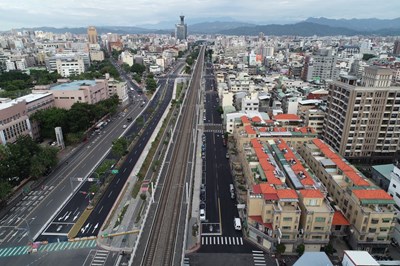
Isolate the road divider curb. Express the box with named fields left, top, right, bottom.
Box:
left=68, top=208, right=93, bottom=239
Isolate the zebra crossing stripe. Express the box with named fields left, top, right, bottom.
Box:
left=10, top=246, right=23, bottom=256
left=72, top=241, right=80, bottom=248
left=19, top=246, right=29, bottom=255
left=228, top=238, right=231, bottom=245
left=217, top=237, right=219, bottom=245
left=4, top=247, right=17, bottom=256
left=0, top=248, right=9, bottom=256
left=201, top=237, right=204, bottom=245
left=60, top=242, right=68, bottom=250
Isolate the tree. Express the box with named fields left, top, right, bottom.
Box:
left=296, top=244, right=305, bottom=256
left=276, top=243, right=286, bottom=255
left=146, top=75, right=157, bottom=93
left=121, top=63, right=131, bottom=73
left=323, top=243, right=335, bottom=256
left=131, top=63, right=146, bottom=75
left=31, top=108, right=69, bottom=139
left=362, top=53, right=376, bottom=61
left=133, top=73, right=141, bottom=83
left=0, top=181, right=11, bottom=201
left=112, top=137, right=128, bottom=157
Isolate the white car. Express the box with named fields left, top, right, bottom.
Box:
left=200, top=209, right=206, bottom=222
left=122, top=125, right=127, bottom=129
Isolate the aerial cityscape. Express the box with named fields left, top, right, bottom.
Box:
left=1, top=1, right=400, bottom=266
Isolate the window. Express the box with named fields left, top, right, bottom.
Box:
left=312, top=235, right=322, bottom=239
left=282, top=226, right=291, bottom=230
left=393, top=184, right=397, bottom=189
left=283, top=217, right=292, bottom=221
left=314, top=226, right=324, bottom=230
left=369, top=228, right=376, bottom=233
left=315, top=217, right=326, bottom=222
left=382, top=218, right=391, bottom=223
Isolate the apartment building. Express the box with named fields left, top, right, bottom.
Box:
left=301, top=49, right=339, bottom=82
left=388, top=165, right=400, bottom=244
left=106, top=79, right=129, bottom=106
left=300, top=139, right=396, bottom=254
left=323, top=66, right=400, bottom=162
left=241, top=137, right=333, bottom=253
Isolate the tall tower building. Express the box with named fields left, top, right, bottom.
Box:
left=175, top=15, right=187, bottom=41
left=87, top=26, right=98, bottom=44
left=323, top=66, right=400, bottom=162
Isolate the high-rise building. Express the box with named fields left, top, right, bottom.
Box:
left=175, top=15, right=187, bottom=41
left=394, top=40, right=400, bottom=56
left=323, top=66, right=400, bottom=162
left=87, top=26, right=98, bottom=45
left=301, top=49, right=339, bottom=82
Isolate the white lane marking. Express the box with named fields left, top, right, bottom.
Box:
left=108, top=191, right=113, bottom=198
left=45, top=199, right=54, bottom=207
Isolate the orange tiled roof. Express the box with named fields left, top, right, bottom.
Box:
left=252, top=116, right=262, bottom=123
left=332, top=211, right=350, bottom=226
left=260, top=159, right=275, bottom=171
left=245, top=125, right=256, bottom=135
left=352, top=189, right=393, bottom=200
left=241, top=116, right=251, bottom=124
left=296, top=127, right=315, bottom=134
left=273, top=114, right=301, bottom=121
left=299, top=189, right=324, bottom=198
left=277, top=189, right=298, bottom=199
left=255, top=148, right=269, bottom=159
left=265, top=171, right=283, bottom=185
left=251, top=138, right=262, bottom=149
left=259, top=127, right=267, bottom=132
left=264, top=119, right=274, bottom=124
left=344, top=171, right=370, bottom=186
left=273, top=127, right=287, bottom=132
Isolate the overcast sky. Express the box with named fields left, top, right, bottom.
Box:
left=0, top=0, right=399, bottom=30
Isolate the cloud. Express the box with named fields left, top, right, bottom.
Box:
left=0, top=0, right=399, bottom=30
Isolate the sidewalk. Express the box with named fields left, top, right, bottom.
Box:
left=185, top=125, right=203, bottom=252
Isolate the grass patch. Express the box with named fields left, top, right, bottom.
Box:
left=68, top=208, right=93, bottom=239
left=135, top=200, right=146, bottom=223
left=113, top=203, right=129, bottom=229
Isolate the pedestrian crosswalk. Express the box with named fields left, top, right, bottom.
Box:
left=0, top=239, right=97, bottom=258
left=0, top=246, right=30, bottom=257
left=252, top=250, right=266, bottom=266
left=90, top=250, right=109, bottom=266
left=201, top=236, right=243, bottom=246
left=38, top=239, right=97, bottom=252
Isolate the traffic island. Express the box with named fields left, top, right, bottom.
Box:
left=68, top=208, right=93, bottom=239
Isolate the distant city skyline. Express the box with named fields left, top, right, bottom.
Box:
left=0, top=0, right=399, bottom=31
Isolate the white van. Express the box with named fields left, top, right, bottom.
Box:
left=234, top=218, right=242, bottom=230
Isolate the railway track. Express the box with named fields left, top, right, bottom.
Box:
left=141, top=46, right=205, bottom=266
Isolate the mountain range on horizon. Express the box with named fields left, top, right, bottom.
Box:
left=4, top=17, right=400, bottom=36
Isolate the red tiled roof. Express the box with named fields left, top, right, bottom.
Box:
left=241, top=115, right=250, bottom=124
left=260, top=160, right=275, bottom=171
left=344, top=171, right=370, bottom=186
left=264, top=119, right=274, bottom=124
left=277, top=189, right=298, bottom=199
left=296, top=127, right=315, bottom=134
left=259, top=127, right=267, bottom=132
left=273, top=127, right=287, bottom=132
left=352, top=189, right=393, bottom=200
left=248, top=216, right=273, bottom=229
left=299, top=189, right=324, bottom=198
left=255, top=148, right=269, bottom=159
left=245, top=125, right=256, bottom=135
left=252, top=116, right=262, bottom=123
left=332, top=211, right=350, bottom=226
left=265, top=171, right=283, bottom=185
left=251, top=138, right=262, bottom=149
left=273, top=114, right=301, bottom=121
